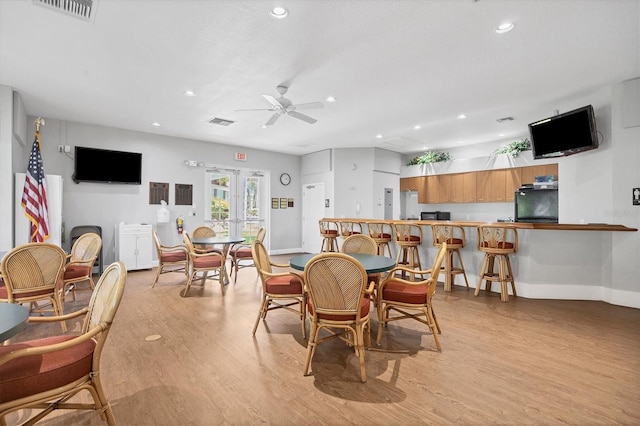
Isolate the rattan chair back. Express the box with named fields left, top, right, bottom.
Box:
left=1, top=243, right=66, bottom=300
left=341, top=234, right=378, bottom=255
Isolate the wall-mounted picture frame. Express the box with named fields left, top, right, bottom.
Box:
left=271, top=198, right=279, bottom=209
left=149, top=182, right=169, bottom=205
left=288, top=198, right=294, bottom=208
left=280, top=198, right=288, bottom=209
left=175, top=184, right=193, bottom=206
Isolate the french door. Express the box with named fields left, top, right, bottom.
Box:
left=203, top=167, right=267, bottom=244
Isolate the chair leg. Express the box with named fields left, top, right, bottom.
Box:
left=455, top=249, right=470, bottom=288
left=300, top=296, right=307, bottom=339
left=498, top=256, right=509, bottom=302
left=505, top=255, right=517, bottom=297
left=475, top=254, right=490, bottom=296
left=304, top=320, right=319, bottom=376
left=252, top=295, right=269, bottom=335
left=152, top=265, right=163, bottom=288
left=444, top=250, right=453, bottom=292
left=425, top=306, right=441, bottom=352
left=355, top=323, right=367, bottom=382
left=182, top=273, right=194, bottom=297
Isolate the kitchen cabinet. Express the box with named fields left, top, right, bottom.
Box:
left=505, top=168, right=522, bottom=202
left=400, top=177, right=422, bottom=192
left=424, top=175, right=440, bottom=204
left=462, top=172, right=477, bottom=203
left=437, top=174, right=452, bottom=204
left=521, top=164, right=558, bottom=186
left=115, top=223, right=153, bottom=271
left=476, top=170, right=506, bottom=202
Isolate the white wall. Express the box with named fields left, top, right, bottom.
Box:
left=11, top=117, right=302, bottom=264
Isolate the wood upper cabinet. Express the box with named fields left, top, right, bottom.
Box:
left=520, top=164, right=558, bottom=185
left=400, top=177, right=421, bottom=192
left=476, top=169, right=506, bottom=202
left=403, top=163, right=557, bottom=204
left=505, top=168, right=522, bottom=202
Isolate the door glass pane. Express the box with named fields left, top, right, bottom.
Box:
left=240, top=174, right=263, bottom=243
left=208, top=172, right=230, bottom=236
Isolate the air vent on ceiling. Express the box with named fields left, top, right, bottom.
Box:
left=496, top=116, right=515, bottom=123
left=33, top=0, right=97, bottom=23
left=208, top=117, right=235, bottom=126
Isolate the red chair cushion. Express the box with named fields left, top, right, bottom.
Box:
left=307, top=297, right=371, bottom=321
left=265, top=275, right=303, bottom=295
left=0, top=335, right=95, bottom=403
left=160, top=251, right=187, bottom=262
left=193, top=256, right=222, bottom=268
left=372, top=233, right=392, bottom=239
left=481, top=241, right=514, bottom=249
left=230, top=247, right=252, bottom=259
left=322, top=230, right=339, bottom=235
left=0, top=283, right=59, bottom=299
left=381, top=280, right=428, bottom=305
left=445, top=238, right=464, bottom=245
left=64, top=265, right=91, bottom=280
left=397, top=235, right=421, bottom=242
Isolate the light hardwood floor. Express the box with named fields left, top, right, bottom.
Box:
left=6, top=256, right=640, bottom=425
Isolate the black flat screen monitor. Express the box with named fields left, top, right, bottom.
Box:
left=529, top=105, right=598, bottom=159
left=73, top=146, right=142, bottom=184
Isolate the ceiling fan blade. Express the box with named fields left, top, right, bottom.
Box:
left=289, top=102, right=324, bottom=111
left=287, top=110, right=317, bottom=124
left=264, top=112, right=282, bottom=126
left=262, top=94, right=283, bottom=108
left=235, top=108, right=276, bottom=112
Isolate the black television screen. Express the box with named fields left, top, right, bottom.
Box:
left=73, top=146, right=142, bottom=184
left=528, top=105, right=598, bottom=159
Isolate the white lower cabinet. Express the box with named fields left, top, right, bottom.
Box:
left=115, top=224, right=153, bottom=271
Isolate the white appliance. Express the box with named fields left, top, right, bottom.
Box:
left=14, top=173, right=63, bottom=247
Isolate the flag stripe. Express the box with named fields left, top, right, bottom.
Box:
left=21, top=134, right=50, bottom=242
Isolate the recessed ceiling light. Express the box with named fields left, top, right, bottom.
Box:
left=151, top=122, right=160, bottom=127
left=184, top=90, right=196, bottom=96
left=457, top=114, right=467, bottom=119
left=495, top=22, right=514, bottom=34
left=326, top=96, right=337, bottom=103
left=414, top=125, right=422, bottom=130
left=499, top=133, right=506, bottom=137
left=376, top=134, right=383, bottom=139
left=261, top=125, right=267, bottom=129
left=270, top=7, right=288, bottom=19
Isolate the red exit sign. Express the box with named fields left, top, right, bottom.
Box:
left=235, top=152, right=247, bottom=161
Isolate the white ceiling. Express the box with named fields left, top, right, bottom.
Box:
left=1, top=0, right=638, bottom=156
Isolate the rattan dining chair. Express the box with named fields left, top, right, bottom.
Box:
left=0, top=261, right=127, bottom=425
left=229, top=227, right=266, bottom=283
left=251, top=239, right=306, bottom=337
left=151, top=229, right=188, bottom=287
left=63, top=232, right=102, bottom=301
left=1, top=243, right=68, bottom=332
left=376, top=242, right=447, bottom=351
left=192, top=225, right=221, bottom=253
left=341, top=234, right=384, bottom=304
left=304, top=252, right=375, bottom=382
left=182, top=232, right=226, bottom=297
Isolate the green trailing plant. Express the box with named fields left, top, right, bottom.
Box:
left=493, top=138, right=531, bottom=158
left=406, top=150, right=452, bottom=166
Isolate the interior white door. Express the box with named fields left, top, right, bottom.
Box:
left=302, top=183, right=324, bottom=253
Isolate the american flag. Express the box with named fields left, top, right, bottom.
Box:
left=21, top=134, right=50, bottom=242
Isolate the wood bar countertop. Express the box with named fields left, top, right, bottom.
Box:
left=323, top=218, right=637, bottom=232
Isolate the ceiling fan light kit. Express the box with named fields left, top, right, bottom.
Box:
left=236, top=86, right=324, bottom=126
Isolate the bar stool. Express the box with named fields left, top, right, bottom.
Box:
left=367, top=221, right=394, bottom=258
left=339, top=221, right=362, bottom=238
left=475, top=225, right=518, bottom=302
left=431, top=224, right=469, bottom=292
left=319, top=220, right=339, bottom=252
left=393, top=223, right=424, bottom=279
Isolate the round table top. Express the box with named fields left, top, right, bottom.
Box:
left=289, top=252, right=396, bottom=273
left=191, top=236, right=245, bottom=245
left=0, top=302, right=29, bottom=342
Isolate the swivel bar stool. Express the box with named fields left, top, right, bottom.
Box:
left=475, top=225, right=518, bottom=302
left=431, top=224, right=469, bottom=292
left=367, top=220, right=394, bottom=258
left=319, top=220, right=340, bottom=252
left=393, top=223, right=424, bottom=279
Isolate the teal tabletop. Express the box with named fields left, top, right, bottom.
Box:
left=0, top=302, right=29, bottom=342
left=289, top=252, right=396, bottom=274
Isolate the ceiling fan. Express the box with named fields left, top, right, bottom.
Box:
left=235, top=86, right=324, bottom=126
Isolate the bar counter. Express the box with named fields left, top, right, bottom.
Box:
left=323, top=218, right=637, bottom=232
left=319, top=217, right=638, bottom=308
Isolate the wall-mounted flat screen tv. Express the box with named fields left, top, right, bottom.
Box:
left=528, top=105, right=599, bottom=159
left=73, top=146, right=142, bottom=184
